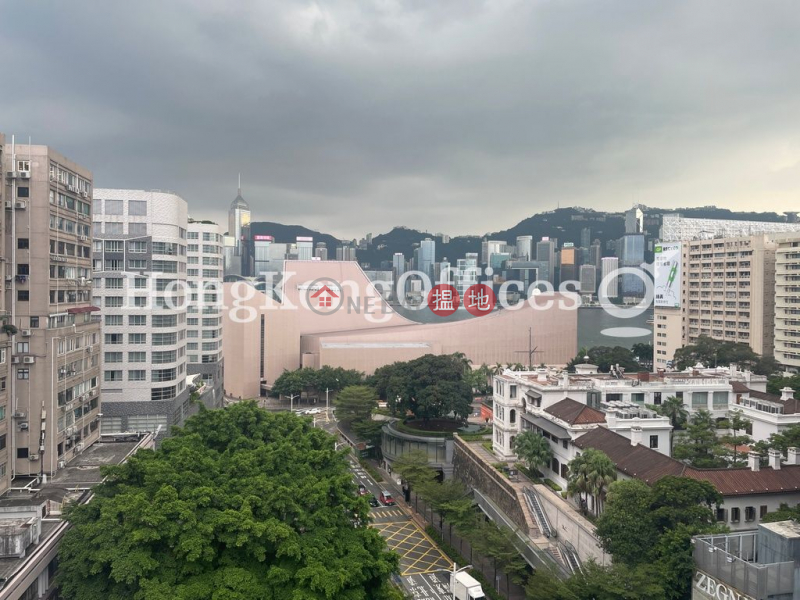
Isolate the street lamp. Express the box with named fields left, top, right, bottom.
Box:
left=289, top=393, right=298, bottom=413
left=451, top=563, right=472, bottom=600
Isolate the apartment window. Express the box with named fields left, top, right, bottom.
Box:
left=105, top=315, right=123, bottom=326
left=133, top=277, right=147, bottom=289
left=105, top=240, right=124, bottom=253
left=653, top=392, right=662, bottom=405
left=105, top=277, right=123, bottom=289
left=105, top=352, right=123, bottom=363
left=18, top=238, right=29, bottom=249
left=692, top=392, right=708, bottom=408
left=0, top=435, right=6, bottom=451
left=129, top=315, right=147, bottom=326
left=16, top=342, right=29, bottom=353
left=202, top=342, right=218, bottom=351
left=104, top=199, right=123, bottom=215
left=649, top=435, right=659, bottom=449
left=151, top=386, right=176, bottom=401
left=152, top=368, right=176, bottom=383
left=128, top=241, right=148, bottom=253
left=17, top=369, right=29, bottom=380
left=128, top=200, right=147, bottom=216
left=104, top=370, right=123, bottom=382
left=713, top=391, right=728, bottom=408
left=17, top=264, right=29, bottom=276
left=105, top=259, right=124, bottom=271
left=17, top=448, right=28, bottom=459
left=152, top=260, right=177, bottom=273
left=133, top=297, right=148, bottom=308
left=129, top=415, right=168, bottom=430
left=730, top=507, right=740, bottom=523
left=128, top=370, right=147, bottom=381
left=760, top=505, right=768, bottom=518
left=17, top=186, right=29, bottom=198
left=129, top=333, right=147, bottom=344
left=152, top=242, right=178, bottom=255
left=17, top=290, right=29, bottom=301
left=105, top=223, right=123, bottom=235
left=152, top=333, right=177, bottom=346
left=104, top=333, right=123, bottom=345
left=745, top=507, right=756, bottom=522
left=128, top=223, right=147, bottom=235
left=202, top=354, right=217, bottom=364
left=152, top=350, right=177, bottom=364
left=105, top=296, right=123, bottom=308
left=129, top=259, right=147, bottom=269
left=128, top=352, right=147, bottom=362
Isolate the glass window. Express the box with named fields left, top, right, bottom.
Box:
left=104, top=199, right=123, bottom=215
left=692, top=392, right=708, bottom=408
left=129, top=315, right=147, bottom=326
left=129, top=222, right=147, bottom=235
left=128, top=200, right=147, bottom=216
left=128, top=352, right=147, bottom=362
left=128, top=370, right=147, bottom=381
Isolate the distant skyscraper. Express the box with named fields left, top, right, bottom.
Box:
left=481, top=239, right=506, bottom=266
left=619, top=233, right=645, bottom=296
left=516, top=235, right=533, bottom=261
left=625, top=206, right=644, bottom=234
left=228, top=177, right=250, bottom=253
left=315, top=242, right=328, bottom=260
left=455, top=253, right=479, bottom=297
left=419, top=238, right=436, bottom=281
left=296, top=237, right=313, bottom=261
left=600, top=257, right=619, bottom=299
left=581, top=227, right=591, bottom=249
left=589, top=240, right=602, bottom=269
left=579, top=265, right=597, bottom=296
left=536, top=237, right=557, bottom=284
left=560, top=243, right=578, bottom=284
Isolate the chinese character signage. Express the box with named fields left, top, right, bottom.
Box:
left=654, top=242, right=681, bottom=308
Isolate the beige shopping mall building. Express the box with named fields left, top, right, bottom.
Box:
left=222, top=261, right=578, bottom=399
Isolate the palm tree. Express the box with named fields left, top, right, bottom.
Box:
left=511, top=363, right=526, bottom=372
left=649, top=395, right=689, bottom=451
left=567, top=453, right=591, bottom=515
left=513, top=431, right=553, bottom=476
left=586, top=451, right=617, bottom=516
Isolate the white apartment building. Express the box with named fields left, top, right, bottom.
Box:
left=93, top=189, right=189, bottom=438
left=186, top=220, right=224, bottom=408
left=773, top=233, right=800, bottom=370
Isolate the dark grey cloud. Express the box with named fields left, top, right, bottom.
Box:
left=2, top=0, right=799, bottom=238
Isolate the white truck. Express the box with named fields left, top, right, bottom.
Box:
left=450, top=571, right=486, bottom=600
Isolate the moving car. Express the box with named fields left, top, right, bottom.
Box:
left=358, top=484, right=367, bottom=496
left=368, top=495, right=380, bottom=507
left=379, top=491, right=395, bottom=506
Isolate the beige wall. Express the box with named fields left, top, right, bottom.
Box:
left=222, top=262, right=578, bottom=398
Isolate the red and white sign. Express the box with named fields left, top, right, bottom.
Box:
left=464, top=284, right=495, bottom=317
left=427, top=284, right=459, bottom=317
left=310, top=284, right=339, bottom=308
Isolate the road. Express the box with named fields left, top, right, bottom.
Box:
left=346, top=452, right=453, bottom=599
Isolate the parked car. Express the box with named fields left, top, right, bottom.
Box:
left=358, top=484, right=367, bottom=496
left=379, top=491, right=395, bottom=506
left=306, top=408, right=322, bottom=415
left=368, top=495, right=380, bottom=507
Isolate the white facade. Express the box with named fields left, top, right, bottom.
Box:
left=93, top=189, right=189, bottom=436
left=773, top=233, right=800, bottom=370
left=600, top=257, right=619, bottom=299
left=186, top=221, right=223, bottom=407
left=516, top=235, right=533, bottom=261
left=660, top=214, right=800, bottom=242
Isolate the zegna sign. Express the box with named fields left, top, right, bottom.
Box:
left=695, top=571, right=755, bottom=600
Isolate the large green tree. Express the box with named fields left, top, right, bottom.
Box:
left=567, top=449, right=617, bottom=516
left=334, top=385, right=378, bottom=423
left=672, top=409, right=727, bottom=468
left=57, top=403, right=400, bottom=600
left=372, top=354, right=474, bottom=420
left=525, top=562, right=666, bottom=600
left=672, top=335, right=777, bottom=375
left=272, top=366, right=364, bottom=400
left=566, top=346, right=640, bottom=373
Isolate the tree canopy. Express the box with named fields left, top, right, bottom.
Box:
left=672, top=336, right=778, bottom=375
left=566, top=346, right=640, bottom=373
left=334, top=385, right=378, bottom=423
left=594, top=476, right=723, bottom=600
left=371, top=354, right=473, bottom=420
left=272, top=366, right=364, bottom=399
left=57, top=403, right=399, bottom=600
left=513, top=431, right=553, bottom=474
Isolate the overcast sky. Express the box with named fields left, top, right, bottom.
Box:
left=2, top=1, right=799, bottom=238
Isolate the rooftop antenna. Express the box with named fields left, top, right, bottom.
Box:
left=514, top=327, right=542, bottom=370
left=238, top=173, right=241, bottom=195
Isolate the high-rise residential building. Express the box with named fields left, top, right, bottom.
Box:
left=455, top=254, right=479, bottom=297
left=315, top=242, right=328, bottom=260
left=2, top=136, right=101, bottom=481
left=536, top=237, right=557, bottom=284
left=481, top=239, right=506, bottom=266
left=0, top=135, right=9, bottom=495
left=579, top=265, right=597, bottom=296
left=253, top=235, right=274, bottom=278
left=589, top=240, right=602, bottom=269
left=773, top=233, right=800, bottom=370
left=296, top=236, right=313, bottom=261
left=625, top=206, right=644, bottom=234
left=516, top=235, right=533, bottom=261
left=653, top=235, right=779, bottom=369
left=93, top=189, right=189, bottom=438
left=419, top=238, right=436, bottom=281
left=186, top=220, right=224, bottom=408
left=336, top=244, right=357, bottom=261
left=600, top=257, right=619, bottom=299
left=392, top=252, right=406, bottom=300
left=225, top=182, right=250, bottom=277
left=618, top=233, right=646, bottom=297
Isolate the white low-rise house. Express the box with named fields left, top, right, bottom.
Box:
left=732, top=383, right=800, bottom=441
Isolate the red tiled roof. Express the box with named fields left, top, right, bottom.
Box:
left=731, top=381, right=750, bottom=393
left=573, top=427, right=800, bottom=496
left=545, top=398, right=606, bottom=425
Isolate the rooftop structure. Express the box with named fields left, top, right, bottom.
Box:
left=660, top=213, right=800, bottom=242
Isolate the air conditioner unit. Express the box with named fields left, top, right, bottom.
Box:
left=14, top=201, right=27, bottom=210
left=80, top=191, right=88, bottom=198
left=21, top=329, right=31, bottom=337
left=86, top=346, right=92, bottom=354
left=3, top=201, right=11, bottom=210
left=29, top=454, right=39, bottom=461
left=75, top=443, right=84, bottom=453
left=13, top=411, right=26, bottom=418
left=11, top=356, right=20, bottom=364
left=22, top=356, right=35, bottom=364
left=19, top=422, right=28, bottom=430
left=79, top=235, right=88, bottom=241
left=66, top=426, right=75, bottom=435
left=5, top=276, right=12, bottom=282
left=18, top=171, right=30, bottom=179
left=57, top=460, right=66, bottom=469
